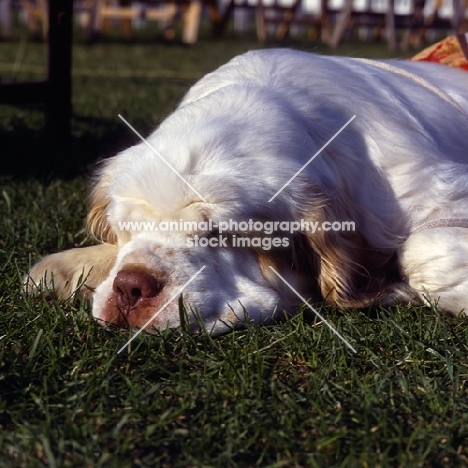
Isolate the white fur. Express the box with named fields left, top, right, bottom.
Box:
left=28, top=49, right=468, bottom=333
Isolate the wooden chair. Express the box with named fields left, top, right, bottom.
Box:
left=20, top=0, right=218, bottom=43
left=330, top=0, right=468, bottom=51
left=419, top=0, right=468, bottom=36
left=217, top=0, right=331, bottom=41
left=21, top=0, right=99, bottom=37
left=92, top=0, right=218, bottom=43
left=398, top=0, right=468, bottom=47
left=329, top=0, right=398, bottom=50
left=92, top=0, right=176, bottom=39
left=256, top=0, right=301, bottom=41
left=257, top=0, right=332, bottom=41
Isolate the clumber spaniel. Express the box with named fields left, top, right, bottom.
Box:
left=27, top=49, right=468, bottom=334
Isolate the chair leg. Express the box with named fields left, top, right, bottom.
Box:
left=275, top=0, right=300, bottom=40
left=0, top=0, right=12, bottom=38
left=329, top=0, right=353, bottom=47
left=256, top=0, right=267, bottom=42
left=206, top=0, right=221, bottom=34
left=386, top=0, right=396, bottom=52
left=320, top=0, right=332, bottom=43
left=182, top=0, right=202, bottom=43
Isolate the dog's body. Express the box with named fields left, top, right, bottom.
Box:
left=27, top=49, right=468, bottom=333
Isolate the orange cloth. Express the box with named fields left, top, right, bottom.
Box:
left=410, top=35, right=468, bottom=71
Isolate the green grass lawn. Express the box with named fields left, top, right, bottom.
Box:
left=1, top=25, right=468, bottom=467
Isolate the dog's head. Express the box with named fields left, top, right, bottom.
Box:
left=88, top=86, right=396, bottom=334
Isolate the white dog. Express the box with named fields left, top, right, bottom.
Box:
left=27, top=49, right=468, bottom=334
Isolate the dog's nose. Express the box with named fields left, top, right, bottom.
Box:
left=112, top=270, right=163, bottom=310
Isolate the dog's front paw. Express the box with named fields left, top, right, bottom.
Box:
left=24, top=244, right=118, bottom=300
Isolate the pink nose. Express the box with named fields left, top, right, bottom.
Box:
left=112, top=270, right=163, bottom=311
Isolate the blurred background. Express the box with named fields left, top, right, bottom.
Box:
left=0, top=0, right=466, bottom=177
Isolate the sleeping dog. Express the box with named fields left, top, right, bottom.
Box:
left=26, top=49, right=468, bottom=334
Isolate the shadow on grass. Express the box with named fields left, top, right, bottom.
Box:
left=0, top=109, right=140, bottom=179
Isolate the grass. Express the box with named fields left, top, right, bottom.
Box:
left=1, top=23, right=468, bottom=467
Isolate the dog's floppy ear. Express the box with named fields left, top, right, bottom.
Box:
left=87, top=161, right=117, bottom=245
left=303, top=196, right=395, bottom=308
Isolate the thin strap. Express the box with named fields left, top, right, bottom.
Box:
left=411, top=217, right=468, bottom=234
left=354, top=58, right=468, bottom=118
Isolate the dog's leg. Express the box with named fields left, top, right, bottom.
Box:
left=25, top=244, right=118, bottom=300
left=399, top=228, right=468, bottom=316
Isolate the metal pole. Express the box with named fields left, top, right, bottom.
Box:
left=46, top=0, right=73, bottom=145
